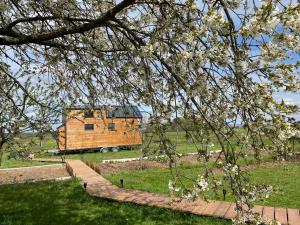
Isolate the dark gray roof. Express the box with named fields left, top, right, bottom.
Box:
left=107, top=105, right=142, bottom=118
left=67, top=105, right=142, bottom=118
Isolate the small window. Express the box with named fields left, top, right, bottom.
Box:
left=108, top=123, right=116, bottom=131
left=84, top=124, right=94, bottom=131
left=107, top=110, right=116, bottom=118
left=84, top=110, right=93, bottom=118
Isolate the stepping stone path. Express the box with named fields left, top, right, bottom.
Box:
left=66, top=159, right=300, bottom=225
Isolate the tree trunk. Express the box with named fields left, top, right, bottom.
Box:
left=0, top=141, right=5, bottom=167
left=40, top=137, right=43, bottom=148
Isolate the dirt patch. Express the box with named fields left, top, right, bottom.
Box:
left=0, top=164, right=70, bottom=185
left=98, top=160, right=168, bottom=175
left=96, top=152, right=299, bottom=176
left=97, top=154, right=206, bottom=175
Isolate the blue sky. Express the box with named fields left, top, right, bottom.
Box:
left=4, top=0, right=300, bottom=125
left=273, top=91, right=300, bottom=120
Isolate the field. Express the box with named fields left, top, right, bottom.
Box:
left=1, top=130, right=299, bottom=168
left=0, top=158, right=58, bottom=169
left=1, top=131, right=214, bottom=168
left=107, top=162, right=300, bottom=210
left=0, top=179, right=230, bottom=225
left=0, top=131, right=299, bottom=224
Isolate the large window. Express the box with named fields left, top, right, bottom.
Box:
left=108, top=123, right=116, bottom=131
left=84, top=110, right=93, bottom=118
left=84, top=124, right=94, bottom=131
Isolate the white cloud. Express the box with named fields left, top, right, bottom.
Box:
left=273, top=91, right=300, bottom=121
left=274, top=91, right=300, bottom=106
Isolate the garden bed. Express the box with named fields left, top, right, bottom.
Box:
left=0, top=164, right=70, bottom=185
left=96, top=151, right=300, bottom=176
left=95, top=154, right=208, bottom=175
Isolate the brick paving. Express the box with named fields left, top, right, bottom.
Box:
left=66, top=159, right=300, bottom=225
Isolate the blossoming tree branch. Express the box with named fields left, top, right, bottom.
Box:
left=0, top=0, right=299, bottom=223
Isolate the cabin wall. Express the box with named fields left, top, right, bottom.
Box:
left=58, top=126, right=66, bottom=150
left=62, top=109, right=142, bottom=150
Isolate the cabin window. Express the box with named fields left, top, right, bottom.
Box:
left=84, top=124, right=94, bottom=131
left=108, top=123, right=116, bottom=131
left=84, top=110, right=94, bottom=118
left=107, top=110, right=116, bottom=118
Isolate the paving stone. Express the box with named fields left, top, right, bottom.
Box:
left=287, top=208, right=300, bottom=225
left=191, top=201, right=210, bottom=215
left=201, top=201, right=223, bottom=216
left=262, top=206, right=275, bottom=223
left=213, top=201, right=232, bottom=218
left=224, top=203, right=237, bottom=219
left=252, top=205, right=263, bottom=215
left=275, top=208, right=288, bottom=225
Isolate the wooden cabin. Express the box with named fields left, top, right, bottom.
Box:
left=57, top=105, right=142, bottom=151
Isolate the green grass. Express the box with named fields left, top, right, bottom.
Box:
left=0, top=179, right=230, bottom=225
left=106, top=163, right=300, bottom=210
left=250, top=163, right=300, bottom=209
left=0, top=158, right=56, bottom=169
left=0, top=131, right=215, bottom=168
left=1, top=130, right=299, bottom=168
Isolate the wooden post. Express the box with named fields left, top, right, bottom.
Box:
left=223, top=189, right=227, bottom=200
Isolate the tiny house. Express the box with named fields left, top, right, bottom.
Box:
left=57, top=105, right=142, bottom=151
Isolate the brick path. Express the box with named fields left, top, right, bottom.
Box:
left=66, top=160, right=300, bottom=225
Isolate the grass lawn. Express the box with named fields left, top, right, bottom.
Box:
left=1, top=130, right=299, bottom=168
left=0, top=158, right=57, bottom=169
left=107, top=162, right=300, bottom=210
left=0, top=131, right=216, bottom=168
left=0, top=179, right=230, bottom=225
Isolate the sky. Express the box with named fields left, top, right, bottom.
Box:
left=6, top=52, right=300, bottom=128
left=4, top=0, right=300, bottom=127
left=273, top=91, right=300, bottom=120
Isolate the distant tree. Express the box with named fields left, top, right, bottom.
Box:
left=0, top=64, right=59, bottom=164
left=1, top=0, right=300, bottom=223
left=0, top=67, right=31, bottom=165
left=34, top=104, right=58, bottom=148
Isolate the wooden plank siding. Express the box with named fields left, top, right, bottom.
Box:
left=58, top=125, right=66, bottom=150
left=58, top=109, right=142, bottom=151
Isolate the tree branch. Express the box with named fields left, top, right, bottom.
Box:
left=0, top=16, right=94, bottom=34
left=0, top=0, right=136, bottom=46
